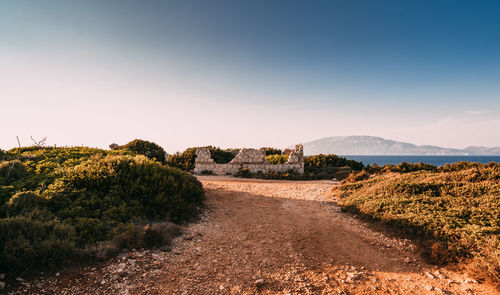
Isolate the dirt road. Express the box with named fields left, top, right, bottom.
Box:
left=10, top=177, right=498, bottom=294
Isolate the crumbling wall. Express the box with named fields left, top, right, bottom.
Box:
left=194, top=145, right=304, bottom=175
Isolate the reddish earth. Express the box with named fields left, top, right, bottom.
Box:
left=8, top=177, right=499, bottom=294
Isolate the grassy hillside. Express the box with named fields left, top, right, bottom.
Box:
left=332, top=162, right=499, bottom=282
left=0, top=142, right=204, bottom=275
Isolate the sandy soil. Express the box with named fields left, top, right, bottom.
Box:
left=8, top=176, right=499, bottom=294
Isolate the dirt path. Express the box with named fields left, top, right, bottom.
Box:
left=9, top=177, right=498, bottom=294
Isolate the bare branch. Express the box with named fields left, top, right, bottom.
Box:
left=31, top=136, right=48, bottom=147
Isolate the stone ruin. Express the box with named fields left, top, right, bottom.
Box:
left=194, top=144, right=304, bottom=175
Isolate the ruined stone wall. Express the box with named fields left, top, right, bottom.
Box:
left=194, top=145, right=304, bottom=175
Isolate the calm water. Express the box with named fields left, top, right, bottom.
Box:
left=340, top=155, right=500, bottom=166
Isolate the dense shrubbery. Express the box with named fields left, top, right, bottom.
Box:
left=237, top=153, right=364, bottom=180
left=266, top=154, right=288, bottom=164
left=167, top=147, right=197, bottom=171
left=7, top=191, right=46, bottom=217
left=0, top=160, right=27, bottom=180
left=44, top=155, right=204, bottom=245
left=341, top=170, right=370, bottom=183
left=265, top=148, right=282, bottom=156
left=1, top=147, right=115, bottom=207
left=119, top=139, right=167, bottom=164
left=93, top=222, right=182, bottom=259
left=366, top=161, right=500, bottom=176
left=332, top=162, right=500, bottom=282
left=305, top=154, right=364, bottom=171
left=0, top=145, right=204, bottom=275
left=0, top=215, right=78, bottom=274
left=209, top=147, right=237, bottom=164
left=235, top=165, right=355, bottom=181
left=303, top=166, right=354, bottom=180
left=235, top=167, right=303, bottom=180
left=231, top=153, right=364, bottom=180
left=284, top=154, right=364, bottom=180
left=366, top=161, right=436, bottom=174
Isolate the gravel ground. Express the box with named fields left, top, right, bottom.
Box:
left=6, top=176, right=498, bottom=294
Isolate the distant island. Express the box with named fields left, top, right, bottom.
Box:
left=302, top=136, right=500, bottom=156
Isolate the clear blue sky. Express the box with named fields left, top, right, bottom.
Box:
left=1, top=0, right=499, bottom=152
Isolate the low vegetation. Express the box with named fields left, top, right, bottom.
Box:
left=305, top=154, right=364, bottom=171
left=0, top=141, right=204, bottom=275
left=265, top=147, right=282, bottom=156
left=332, top=162, right=500, bottom=282
left=266, top=154, right=288, bottom=164
left=235, top=167, right=304, bottom=180
left=117, top=139, right=168, bottom=164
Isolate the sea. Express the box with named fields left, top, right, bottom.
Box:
left=340, top=155, right=500, bottom=167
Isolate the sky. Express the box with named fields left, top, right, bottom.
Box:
left=1, top=0, right=500, bottom=153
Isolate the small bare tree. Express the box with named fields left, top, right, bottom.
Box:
left=31, top=136, right=47, bottom=147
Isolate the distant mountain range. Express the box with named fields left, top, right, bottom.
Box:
left=302, top=136, right=500, bottom=155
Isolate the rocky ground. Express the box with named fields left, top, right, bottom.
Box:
left=5, top=176, right=499, bottom=294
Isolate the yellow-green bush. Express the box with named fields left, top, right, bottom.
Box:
left=332, top=163, right=500, bottom=282
left=44, top=155, right=204, bottom=245
left=265, top=148, right=282, bottom=156
left=0, top=146, right=204, bottom=276
left=0, top=160, right=27, bottom=180
left=305, top=154, right=364, bottom=171
left=7, top=191, right=46, bottom=217
left=266, top=154, right=288, bottom=164
left=0, top=146, right=117, bottom=207
left=119, top=139, right=167, bottom=164
left=168, top=148, right=197, bottom=171
left=0, top=216, right=77, bottom=274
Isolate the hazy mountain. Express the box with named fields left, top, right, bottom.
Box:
left=302, top=136, right=500, bottom=155
left=463, top=146, right=500, bottom=155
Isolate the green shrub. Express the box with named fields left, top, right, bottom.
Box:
left=366, top=161, right=496, bottom=176
left=209, top=146, right=237, bottom=164
left=94, top=222, right=182, bottom=259
left=7, top=191, right=46, bottom=217
left=168, top=148, right=197, bottom=171
left=333, top=167, right=353, bottom=181
left=266, top=154, right=288, bottom=164
left=0, top=147, right=205, bottom=276
left=235, top=168, right=303, bottom=180
left=0, top=147, right=116, bottom=205
left=258, top=170, right=302, bottom=180
left=301, top=154, right=363, bottom=180
left=342, top=170, right=370, bottom=183
left=305, top=154, right=364, bottom=171
left=367, top=162, right=437, bottom=174
left=0, top=148, right=6, bottom=161
left=0, top=216, right=77, bottom=274
left=265, top=148, right=282, bottom=156
left=43, top=155, right=204, bottom=245
left=119, top=139, right=167, bottom=164
left=0, top=160, right=27, bottom=180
